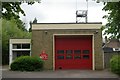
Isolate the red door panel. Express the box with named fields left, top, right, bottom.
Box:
left=55, top=36, right=92, bottom=70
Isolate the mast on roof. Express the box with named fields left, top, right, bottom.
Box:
left=76, top=0, right=88, bottom=23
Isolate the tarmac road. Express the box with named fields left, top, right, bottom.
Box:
left=1, top=65, right=120, bottom=80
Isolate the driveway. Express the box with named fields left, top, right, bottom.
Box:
left=1, top=65, right=120, bottom=80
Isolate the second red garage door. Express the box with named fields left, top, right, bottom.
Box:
left=55, top=35, right=92, bottom=70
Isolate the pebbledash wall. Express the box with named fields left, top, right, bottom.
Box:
left=31, top=23, right=104, bottom=70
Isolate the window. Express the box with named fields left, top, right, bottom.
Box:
left=10, top=40, right=31, bottom=65
left=13, top=51, right=30, bottom=57
left=83, top=55, right=89, bottom=59
left=13, top=44, right=21, bottom=49
left=57, top=50, right=64, bottom=54
left=74, top=56, right=81, bottom=59
left=66, top=55, right=72, bottom=59
left=13, top=44, right=30, bottom=49
left=22, top=44, right=30, bottom=49
left=83, top=50, right=89, bottom=54
left=74, top=50, right=81, bottom=54
left=66, top=50, right=72, bottom=54
left=57, top=56, right=64, bottom=59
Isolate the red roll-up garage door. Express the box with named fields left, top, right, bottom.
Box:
left=55, top=35, right=92, bottom=70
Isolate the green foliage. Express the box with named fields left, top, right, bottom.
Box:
left=2, top=18, right=31, bottom=64
left=29, top=21, right=32, bottom=32
left=10, top=56, right=44, bottom=71
left=110, top=55, right=120, bottom=75
left=2, top=2, right=26, bottom=31
left=2, top=2, right=25, bottom=20
left=29, top=18, right=38, bottom=32
left=33, top=18, right=37, bottom=23
left=102, top=2, right=120, bottom=39
left=1, top=1, right=40, bottom=64
left=2, top=2, right=40, bottom=20
left=2, top=2, right=40, bottom=31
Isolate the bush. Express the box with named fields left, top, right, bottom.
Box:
left=110, top=55, right=120, bottom=75
left=10, top=56, right=44, bottom=71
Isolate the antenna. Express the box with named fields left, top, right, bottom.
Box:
left=86, top=0, right=88, bottom=23
left=76, top=0, right=77, bottom=23
left=76, top=0, right=88, bottom=23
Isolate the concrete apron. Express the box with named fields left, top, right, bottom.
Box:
left=2, top=68, right=119, bottom=78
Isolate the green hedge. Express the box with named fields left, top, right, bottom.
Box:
left=10, top=56, right=44, bottom=71
left=110, top=55, right=120, bottom=75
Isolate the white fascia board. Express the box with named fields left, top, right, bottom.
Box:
left=32, top=24, right=102, bottom=30
left=10, top=39, right=31, bottom=44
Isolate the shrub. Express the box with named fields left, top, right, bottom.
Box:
left=10, top=56, right=44, bottom=71
left=110, top=55, right=120, bottom=75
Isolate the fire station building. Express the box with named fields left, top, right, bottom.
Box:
left=31, top=23, right=104, bottom=70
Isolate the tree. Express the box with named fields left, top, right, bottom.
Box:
left=29, top=21, right=32, bottom=32
left=29, top=18, right=38, bottom=32
left=2, top=2, right=25, bottom=20
left=1, top=2, right=37, bottom=20
left=1, top=1, right=41, bottom=64
left=102, top=2, right=120, bottom=39
left=1, top=1, right=40, bottom=31
left=33, top=17, right=37, bottom=23
left=2, top=18, right=31, bottom=64
left=1, top=2, right=26, bottom=31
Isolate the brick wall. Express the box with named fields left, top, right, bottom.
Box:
left=32, top=24, right=103, bottom=70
